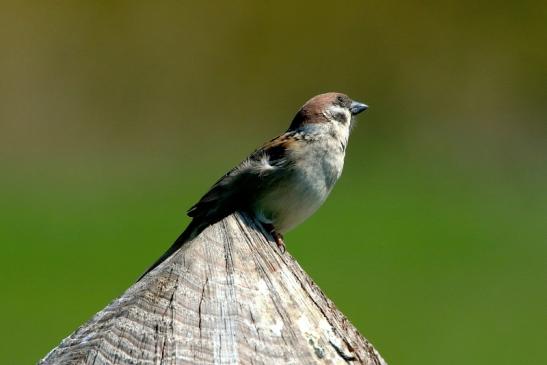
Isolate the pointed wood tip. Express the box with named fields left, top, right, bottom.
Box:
left=40, top=212, right=387, bottom=365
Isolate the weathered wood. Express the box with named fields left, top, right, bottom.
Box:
left=40, top=212, right=386, bottom=365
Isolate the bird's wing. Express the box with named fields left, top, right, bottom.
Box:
left=187, top=132, right=298, bottom=223
left=137, top=132, right=300, bottom=282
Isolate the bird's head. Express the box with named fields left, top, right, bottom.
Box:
left=288, top=92, right=368, bottom=132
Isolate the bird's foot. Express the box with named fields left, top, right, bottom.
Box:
left=262, top=223, right=286, bottom=254
left=273, top=232, right=286, bottom=254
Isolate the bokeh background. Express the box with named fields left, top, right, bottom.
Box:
left=1, top=1, right=546, bottom=364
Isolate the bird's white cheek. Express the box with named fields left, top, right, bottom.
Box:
left=330, top=121, right=350, bottom=151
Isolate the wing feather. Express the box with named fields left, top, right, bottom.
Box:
left=137, top=132, right=299, bottom=281
left=187, top=133, right=296, bottom=221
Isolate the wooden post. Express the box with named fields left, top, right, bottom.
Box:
left=40, top=212, right=387, bottom=364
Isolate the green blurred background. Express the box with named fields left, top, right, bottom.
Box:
left=1, top=1, right=546, bottom=364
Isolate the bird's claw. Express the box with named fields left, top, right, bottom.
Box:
left=262, top=222, right=286, bottom=254
left=274, top=234, right=286, bottom=254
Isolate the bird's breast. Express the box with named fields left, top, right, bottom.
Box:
left=254, top=140, right=345, bottom=233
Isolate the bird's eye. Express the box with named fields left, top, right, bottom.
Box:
left=336, top=96, right=344, bottom=104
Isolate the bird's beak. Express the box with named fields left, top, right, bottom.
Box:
left=350, top=101, right=368, bottom=115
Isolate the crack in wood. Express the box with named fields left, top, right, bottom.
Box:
left=329, top=340, right=357, bottom=362
left=198, top=277, right=208, bottom=341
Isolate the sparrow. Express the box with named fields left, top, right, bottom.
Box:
left=139, top=92, right=368, bottom=280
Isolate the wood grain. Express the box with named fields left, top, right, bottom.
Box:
left=39, top=212, right=387, bottom=365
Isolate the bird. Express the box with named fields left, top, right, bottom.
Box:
left=138, top=92, right=368, bottom=281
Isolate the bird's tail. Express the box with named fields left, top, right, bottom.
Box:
left=136, top=219, right=205, bottom=282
